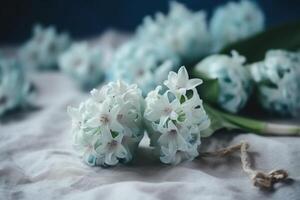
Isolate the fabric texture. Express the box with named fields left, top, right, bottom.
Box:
left=0, top=33, right=300, bottom=200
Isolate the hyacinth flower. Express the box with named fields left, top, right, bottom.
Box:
left=67, top=81, right=145, bottom=167
left=210, top=0, right=264, bottom=51
left=0, top=58, right=32, bottom=117
left=108, top=40, right=180, bottom=94
left=19, top=24, right=71, bottom=70
left=136, top=1, right=211, bottom=63
left=194, top=51, right=253, bottom=113
left=249, top=50, right=300, bottom=117
left=59, top=42, right=106, bottom=91
left=144, top=66, right=211, bottom=164
left=191, top=51, right=300, bottom=136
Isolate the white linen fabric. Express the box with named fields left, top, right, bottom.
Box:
left=1, top=33, right=300, bottom=200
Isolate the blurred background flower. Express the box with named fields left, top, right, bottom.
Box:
left=108, top=39, right=180, bottom=94
left=210, top=0, right=264, bottom=51
left=0, top=58, right=32, bottom=116
left=59, top=42, right=106, bottom=91
left=136, top=2, right=212, bottom=62
left=19, top=25, right=71, bottom=70
left=250, top=50, right=300, bottom=116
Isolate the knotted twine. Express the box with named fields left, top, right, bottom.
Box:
left=199, top=141, right=289, bottom=190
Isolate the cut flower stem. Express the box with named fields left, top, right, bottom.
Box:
left=204, top=103, right=300, bottom=136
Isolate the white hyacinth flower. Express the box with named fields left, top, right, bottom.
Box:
left=0, top=58, right=32, bottom=116
left=160, top=143, right=199, bottom=165
left=19, top=24, right=71, bottom=70
left=94, top=133, right=128, bottom=166
left=67, top=81, right=145, bottom=167
left=137, top=1, right=212, bottom=62
left=108, top=40, right=180, bottom=94
left=164, top=65, right=203, bottom=96
left=250, top=50, right=300, bottom=117
left=195, top=51, right=253, bottom=113
left=59, top=42, right=105, bottom=90
left=144, top=66, right=210, bottom=165
left=210, top=0, right=264, bottom=51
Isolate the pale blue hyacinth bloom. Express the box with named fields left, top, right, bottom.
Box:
left=68, top=81, right=145, bottom=167
left=136, top=2, right=212, bottom=62
left=210, top=0, right=264, bottom=51
left=0, top=58, right=31, bottom=116
left=250, top=50, right=300, bottom=117
left=195, top=51, right=253, bottom=113
left=108, top=39, right=180, bottom=94
left=19, top=24, right=71, bottom=70
left=144, top=67, right=210, bottom=165
left=59, top=42, right=105, bottom=90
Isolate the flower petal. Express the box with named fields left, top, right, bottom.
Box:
left=186, top=78, right=203, bottom=89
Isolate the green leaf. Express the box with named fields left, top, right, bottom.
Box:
left=220, top=20, right=300, bottom=63
left=192, top=69, right=220, bottom=104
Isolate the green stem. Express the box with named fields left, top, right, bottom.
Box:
left=204, top=103, right=300, bottom=136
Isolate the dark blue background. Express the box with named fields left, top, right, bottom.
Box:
left=1, top=0, right=300, bottom=44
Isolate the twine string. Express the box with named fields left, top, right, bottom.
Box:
left=200, top=141, right=288, bottom=189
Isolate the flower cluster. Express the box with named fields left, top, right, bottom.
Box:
left=136, top=2, right=211, bottom=62
left=108, top=40, right=180, bottom=94
left=68, top=81, right=145, bottom=166
left=59, top=42, right=106, bottom=90
left=144, top=67, right=210, bottom=165
left=0, top=58, right=32, bottom=116
left=250, top=50, right=300, bottom=116
left=19, top=24, right=71, bottom=70
left=210, top=0, right=264, bottom=51
left=109, top=1, right=264, bottom=95
left=195, top=51, right=253, bottom=113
